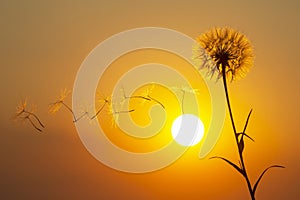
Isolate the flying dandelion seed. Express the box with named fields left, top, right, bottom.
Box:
left=49, top=88, right=77, bottom=122
left=106, top=99, right=135, bottom=127
left=96, top=92, right=111, bottom=104
left=13, top=98, right=44, bottom=132
left=193, top=27, right=254, bottom=81
left=119, top=85, right=165, bottom=110
left=171, top=86, right=200, bottom=113
left=48, top=89, right=70, bottom=114
left=15, top=98, right=28, bottom=117
left=91, top=94, right=111, bottom=120
left=121, top=87, right=151, bottom=104
left=140, top=84, right=155, bottom=99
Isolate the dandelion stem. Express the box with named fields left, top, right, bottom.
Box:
left=24, top=110, right=45, bottom=128
left=126, top=95, right=151, bottom=101
left=74, top=112, right=88, bottom=122
left=121, top=88, right=165, bottom=109
left=91, top=102, right=107, bottom=120
left=61, top=101, right=77, bottom=122
left=222, top=64, right=255, bottom=200
left=125, top=95, right=165, bottom=109
left=148, top=95, right=165, bottom=109
left=27, top=116, right=42, bottom=132
left=113, top=109, right=135, bottom=114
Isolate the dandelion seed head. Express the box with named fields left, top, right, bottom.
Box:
left=193, top=27, right=254, bottom=81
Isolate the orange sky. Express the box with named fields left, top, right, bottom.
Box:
left=1, top=1, right=299, bottom=199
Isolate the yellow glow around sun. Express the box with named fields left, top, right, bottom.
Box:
left=96, top=48, right=212, bottom=154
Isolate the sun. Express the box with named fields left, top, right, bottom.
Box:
left=171, top=114, right=205, bottom=146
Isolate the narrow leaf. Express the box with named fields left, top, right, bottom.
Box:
left=253, top=165, right=285, bottom=195
left=243, top=109, right=253, bottom=133
left=210, top=156, right=245, bottom=176
left=237, top=132, right=255, bottom=142
left=244, top=132, right=255, bottom=142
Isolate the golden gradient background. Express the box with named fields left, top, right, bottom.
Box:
left=1, top=0, right=299, bottom=199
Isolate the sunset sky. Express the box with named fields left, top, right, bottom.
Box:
left=1, top=1, right=299, bottom=199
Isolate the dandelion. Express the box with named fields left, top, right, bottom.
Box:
left=193, top=27, right=254, bottom=81
left=13, top=98, right=44, bottom=132
left=193, top=27, right=283, bottom=200
left=140, top=84, right=165, bottom=109
left=120, top=85, right=164, bottom=109
left=48, top=88, right=70, bottom=114
left=90, top=94, right=111, bottom=120
left=49, top=88, right=77, bottom=122
left=123, top=87, right=151, bottom=103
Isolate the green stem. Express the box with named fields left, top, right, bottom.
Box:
left=221, top=65, right=255, bottom=200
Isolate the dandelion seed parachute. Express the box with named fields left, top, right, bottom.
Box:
left=48, top=89, right=71, bottom=114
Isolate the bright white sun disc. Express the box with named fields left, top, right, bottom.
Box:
left=171, top=114, right=205, bottom=146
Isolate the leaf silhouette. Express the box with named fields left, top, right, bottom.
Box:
left=237, top=132, right=255, bottom=142
left=210, top=156, right=245, bottom=176
left=243, top=109, right=253, bottom=133
left=253, top=165, right=285, bottom=195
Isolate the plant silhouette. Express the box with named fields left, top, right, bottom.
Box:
left=193, top=27, right=284, bottom=200
left=13, top=98, right=45, bottom=132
